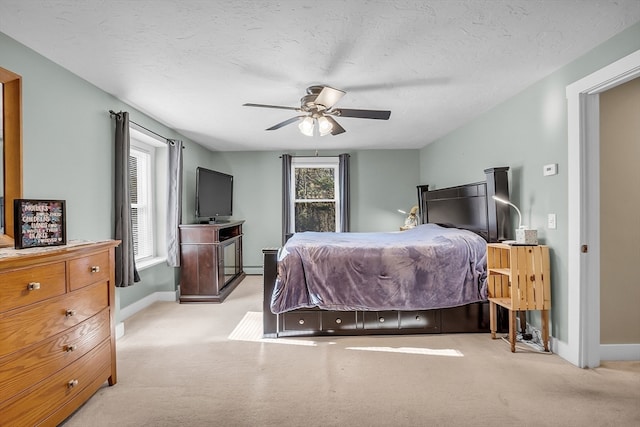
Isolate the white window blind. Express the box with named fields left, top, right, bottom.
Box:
left=129, top=145, right=154, bottom=261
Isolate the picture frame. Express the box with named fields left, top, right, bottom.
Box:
left=13, top=199, right=67, bottom=249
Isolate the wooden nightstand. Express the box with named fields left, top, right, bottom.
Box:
left=486, top=243, right=551, bottom=352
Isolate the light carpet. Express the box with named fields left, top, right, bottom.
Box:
left=61, top=275, right=640, bottom=427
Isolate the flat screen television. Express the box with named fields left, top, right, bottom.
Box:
left=195, top=167, right=233, bottom=223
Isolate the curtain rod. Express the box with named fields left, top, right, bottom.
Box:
left=109, top=110, right=179, bottom=146
left=279, top=153, right=351, bottom=158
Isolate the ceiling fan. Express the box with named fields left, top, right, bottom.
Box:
left=243, top=85, right=391, bottom=136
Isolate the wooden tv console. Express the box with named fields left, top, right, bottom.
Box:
left=178, top=221, right=245, bottom=303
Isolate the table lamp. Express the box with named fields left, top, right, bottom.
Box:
left=492, top=196, right=538, bottom=245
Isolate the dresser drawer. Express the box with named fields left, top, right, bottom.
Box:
left=0, top=339, right=112, bottom=427
left=0, top=309, right=110, bottom=403
left=0, top=262, right=66, bottom=313
left=69, top=250, right=110, bottom=291
left=0, top=282, right=108, bottom=358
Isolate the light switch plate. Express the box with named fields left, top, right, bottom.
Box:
left=548, top=213, right=557, bottom=229
left=543, top=164, right=558, bottom=176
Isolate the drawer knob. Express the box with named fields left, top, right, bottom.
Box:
left=335, top=318, right=342, bottom=324
left=415, top=315, right=421, bottom=321
left=65, top=309, right=76, bottom=317
left=298, top=319, right=305, bottom=325
left=67, top=379, right=79, bottom=389
left=65, top=344, right=76, bottom=352
left=91, top=266, right=100, bottom=273
left=379, top=317, right=385, bottom=323
left=27, top=282, right=41, bottom=291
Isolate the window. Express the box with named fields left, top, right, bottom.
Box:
left=129, top=127, right=167, bottom=267
left=290, top=157, right=341, bottom=232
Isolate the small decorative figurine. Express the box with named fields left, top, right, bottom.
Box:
left=401, top=205, right=419, bottom=230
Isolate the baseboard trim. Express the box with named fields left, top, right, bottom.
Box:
left=115, top=322, right=125, bottom=340
left=244, top=266, right=263, bottom=275
left=116, top=290, right=178, bottom=340
left=600, top=344, right=640, bottom=361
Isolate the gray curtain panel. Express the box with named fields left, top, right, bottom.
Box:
left=339, top=153, right=350, bottom=232
left=113, top=111, right=140, bottom=287
left=166, top=140, right=183, bottom=267
left=281, top=154, right=292, bottom=245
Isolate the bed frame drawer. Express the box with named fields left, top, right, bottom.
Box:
left=321, top=312, right=359, bottom=332
left=362, top=311, right=399, bottom=329
left=440, top=302, right=491, bottom=333
left=399, top=310, right=440, bottom=331
left=281, top=311, right=321, bottom=332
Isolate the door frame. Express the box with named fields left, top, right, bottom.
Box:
left=565, top=49, right=640, bottom=368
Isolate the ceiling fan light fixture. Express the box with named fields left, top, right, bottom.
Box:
left=298, top=116, right=314, bottom=136
left=244, top=85, right=391, bottom=137
left=317, top=116, right=333, bottom=136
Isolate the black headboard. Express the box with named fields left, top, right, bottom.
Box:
left=416, top=167, right=511, bottom=243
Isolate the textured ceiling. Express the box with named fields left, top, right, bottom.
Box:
left=1, top=1, right=639, bottom=151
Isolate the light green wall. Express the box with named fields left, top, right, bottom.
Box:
left=200, top=149, right=420, bottom=271
left=419, top=22, right=640, bottom=343
left=0, top=32, right=211, bottom=319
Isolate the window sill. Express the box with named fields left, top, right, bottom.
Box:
left=136, top=256, right=167, bottom=271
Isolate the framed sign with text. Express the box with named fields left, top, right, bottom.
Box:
left=14, top=199, right=67, bottom=249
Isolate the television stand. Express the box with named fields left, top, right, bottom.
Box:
left=200, top=218, right=231, bottom=224
left=178, top=220, right=245, bottom=303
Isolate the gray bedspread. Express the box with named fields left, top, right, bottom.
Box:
left=270, top=224, right=488, bottom=314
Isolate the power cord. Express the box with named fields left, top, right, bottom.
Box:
left=500, top=331, right=551, bottom=354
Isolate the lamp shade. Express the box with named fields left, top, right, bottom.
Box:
left=317, top=116, right=333, bottom=136
left=298, top=117, right=314, bottom=136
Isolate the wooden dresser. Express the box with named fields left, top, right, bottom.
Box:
left=0, top=240, right=119, bottom=426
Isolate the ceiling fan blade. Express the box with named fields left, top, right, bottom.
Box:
left=314, top=86, right=346, bottom=109
left=332, top=108, right=391, bottom=120
left=324, top=116, right=346, bottom=135
left=243, top=103, right=301, bottom=112
left=266, top=116, right=305, bottom=130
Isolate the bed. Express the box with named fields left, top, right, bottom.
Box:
left=262, top=167, right=511, bottom=338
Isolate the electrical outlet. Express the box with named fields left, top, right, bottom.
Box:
left=543, top=163, right=558, bottom=176
left=548, top=213, right=557, bottom=229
